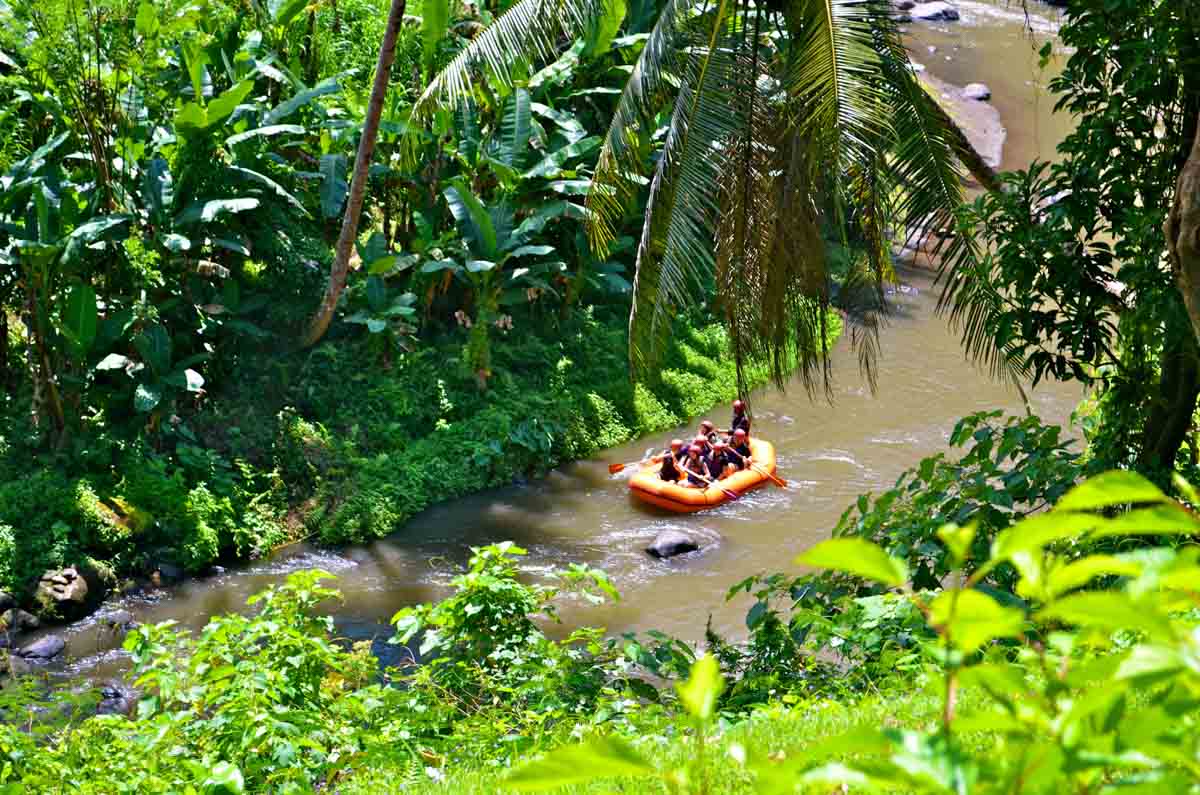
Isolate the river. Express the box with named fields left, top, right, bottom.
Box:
left=40, top=0, right=1085, bottom=683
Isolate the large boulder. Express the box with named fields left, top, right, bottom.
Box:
left=16, top=634, right=65, bottom=661
left=0, top=591, right=14, bottom=612
left=911, top=2, right=960, bottom=21
left=646, top=530, right=700, bottom=559
left=36, top=567, right=97, bottom=620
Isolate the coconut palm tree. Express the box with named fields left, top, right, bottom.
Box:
left=413, top=0, right=996, bottom=392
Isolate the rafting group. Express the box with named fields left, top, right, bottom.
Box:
left=657, top=400, right=755, bottom=487
left=619, top=399, right=783, bottom=513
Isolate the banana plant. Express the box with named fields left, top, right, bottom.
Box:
left=437, top=180, right=583, bottom=386
left=0, top=134, right=132, bottom=441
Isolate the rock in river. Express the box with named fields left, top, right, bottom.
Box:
left=0, top=591, right=13, bottom=612
left=2, top=608, right=40, bottom=633
left=96, top=683, right=138, bottom=716
left=911, top=2, right=960, bottom=21
left=646, top=530, right=700, bottom=559
left=963, top=82, right=992, bottom=101
left=17, top=634, right=66, bottom=661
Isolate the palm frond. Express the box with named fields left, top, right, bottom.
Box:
left=587, top=0, right=695, bottom=251
left=628, top=0, right=752, bottom=375
left=412, top=0, right=606, bottom=121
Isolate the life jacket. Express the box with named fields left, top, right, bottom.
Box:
left=731, top=441, right=752, bottom=465
left=660, top=451, right=681, bottom=481
left=704, top=454, right=725, bottom=479
left=684, top=456, right=707, bottom=485
left=731, top=411, right=750, bottom=435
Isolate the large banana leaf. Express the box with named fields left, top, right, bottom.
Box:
left=444, top=183, right=499, bottom=259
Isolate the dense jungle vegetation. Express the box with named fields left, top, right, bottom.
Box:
left=1, top=0, right=1200, bottom=791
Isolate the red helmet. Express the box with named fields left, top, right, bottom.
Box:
left=713, top=441, right=727, bottom=450
left=700, top=420, right=715, bottom=432
left=733, top=428, right=747, bottom=439
left=670, top=438, right=683, bottom=449
left=733, top=399, right=745, bottom=412
left=694, top=435, right=708, bottom=445
left=688, top=445, right=703, bottom=455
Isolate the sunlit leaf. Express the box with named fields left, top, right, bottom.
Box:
left=503, top=735, right=658, bottom=790
left=796, top=538, right=909, bottom=587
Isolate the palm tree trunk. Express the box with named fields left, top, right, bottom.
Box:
left=1167, top=110, right=1200, bottom=342
left=302, top=0, right=407, bottom=348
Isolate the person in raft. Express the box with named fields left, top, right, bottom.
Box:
left=729, top=399, right=750, bottom=436
left=659, top=439, right=684, bottom=481
left=709, top=441, right=737, bottom=479
left=682, top=445, right=708, bottom=487
left=699, top=419, right=721, bottom=445
left=729, top=428, right=752, bottom=469
left=693, top=433, right=713, bottom=459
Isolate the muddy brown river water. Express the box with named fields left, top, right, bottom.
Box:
left=42, top=0, right=1086, bottom=682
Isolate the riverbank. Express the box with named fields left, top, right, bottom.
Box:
left=0, top=307, right=842, bottom=659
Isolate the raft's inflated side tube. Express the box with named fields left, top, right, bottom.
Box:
left=628, top=438, right=777, bottom=513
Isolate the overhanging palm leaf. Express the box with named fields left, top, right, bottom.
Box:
left=421, top=0, right=1015, bottom=392
left=412, top=0, right=608, bottom=120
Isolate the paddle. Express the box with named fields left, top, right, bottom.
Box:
left=609, top=454, right=663, bottom=474
left=725, top=447, right=787, bottom=488
left=679, top=464, right=741, bottom=501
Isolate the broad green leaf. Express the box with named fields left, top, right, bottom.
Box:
left=225, top=124, right=305, bottom=146
left=142, top=158, right=173, bottom=220
left=227, top=166, right=308, bottom=214
left=1115, top=644, right=1184, bottom=682
left=180, top=35, right=210, bottom=101
left=263, top=73, right=349, bottom=125
left=443, top=183, right=497, bottom=258
left=134, top=383, right=162, bottom=412
left=1089, top=505, right=1200, bottom=538
left=937, top=522, right=976, bottom=566
left=367, top=255, right=398, bottom=275
left=175, top=101, right=208, bottom=130
left=203, top=761, right=245, bottom=794
left=134, top=2, right=159, bottom=38
left=164, top=369, right=205, bottom=393
left=319, top=154, right=348, bottom=219
left=524, top=136, right=602, bottom=179
left=676, top=653, right=723, bottom=722
left=96, top=353, right=131, bottom=371
left=357, top=231, right=388, bottom=265
left=64, top=215, right=132, bottom=261
left=206, top=81, right=254, bottom=128
left=62, top=285, right=98, bottom=356
left=134, top=324, right=171, bottom=375
left=1045, top=555, right=1141, bottom=598
left=1037, top=592, right=1174, bottom=640
left=584, top=0, right=626, bottom=57
left=175, top=198, right=260, bottom=226
left=466, top=259, right=496, bottom=273
left=531, top=102, right=587, bottom=144
left=366, top=275, right=387, bottom=312
left=496, top=88, right=531, bottom=170
left=795, top=538, right=909, bottom=587
left=503, top=736, right=657, bottom=791
left=269, top=0, right=309, bottom=26
left=420, top=0, right=450, bottom=75
left=929, top=589, right=1025, bottom=653
left=507, top=244, right=555, bottom=259
left=1056, top=470, right=1168, bottom=511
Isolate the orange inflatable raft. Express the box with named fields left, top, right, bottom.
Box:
left=628, top=438, right=777, bottom=513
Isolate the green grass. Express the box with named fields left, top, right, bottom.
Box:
left=339, top=677, right=990, bottom=794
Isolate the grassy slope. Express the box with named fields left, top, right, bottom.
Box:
left=340, top=680, right=988, bottom=793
